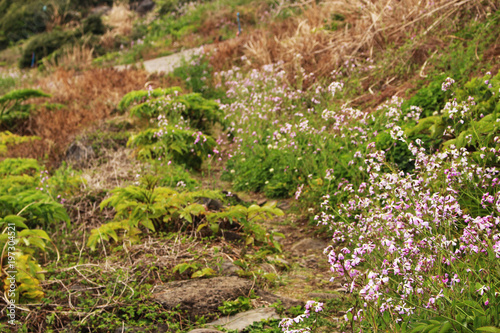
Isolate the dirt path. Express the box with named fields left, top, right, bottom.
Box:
left=114, top=47, right=204, bottom=73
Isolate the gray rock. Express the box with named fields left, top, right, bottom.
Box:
left=255, top=289, right=302, bottom=309
left=291, top=238, right=328, bottom=253
left=153, top=277, right=252, bottom=317
left=66, top=141, right=95, bottom=167
left=220, top=260, right=240, bottom=276
left=135, top=0, right=155, bottom=15
left=277, top=201, right=291, bottom=210
left=221, top=230, right=242, bottom=242
left=206, top=307, right=280, bottom=331
left=188, top=330, right=225, bottom=333
left=198, top=197, right=223, bottom=211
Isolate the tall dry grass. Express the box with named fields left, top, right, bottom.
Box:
left=42, top=44, right=95, bottom=71
left=100, top=4, right=136, bottom=49
left=209, top=0, right=498, bottom=83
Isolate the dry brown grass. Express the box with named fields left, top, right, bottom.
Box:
left=209, top=0, right=498, bottom=83
left=7, top=68, right=148, bottom=167
left=100, top=4, right=136, bottom=49
left=42, top=44, right=95, bottom=71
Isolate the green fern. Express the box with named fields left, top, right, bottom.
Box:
left=0, top=157, right=41, bottom=176
left=129, top=92, right=225, bottom=132
left=0, top=159, right=70, bottom=228
left=0, top=215, right=53, bottom=303
left=0, top=89, right=51, bottom=129
left=88, top=183, right=223, bottom=251
left=117, top=87, right=182, bottom=113
left=89, top=186, right=285, bottom=252
left=0, top=132, right=40, bottom=156
left=128, top=127, right=216, bottom=170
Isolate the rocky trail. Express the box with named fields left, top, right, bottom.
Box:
left=67, top=129, right=346, bottom=332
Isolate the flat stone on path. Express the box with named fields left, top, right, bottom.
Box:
left=219, top=260, right=240, bottom=276
left=255, top=289, right=302, bottom=309
left=291, top=238, right=328, bottom=253
left=152, top=276, right=252, bottom=317
left=206, top=307, right=280, bottom=331
left=114, top=47, right=204, bottom=74
left=188, top=329, right=225, bottom=333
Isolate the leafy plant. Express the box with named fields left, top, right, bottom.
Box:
left=88, top=179, right=284, bottom=251
left=0, top=158, right=70, bottom=228
left=129, top=92, right=225, bottom=133
left=117, top=87, right=182, bottom=113
left=0, top=215, right=52, bottom=303
left=218, top=296, right=252, bottom=315
left=0, top=131, right=40, bottom=156
left=128, top=126, right=216, bottom=170
left=172, top=54, right=222, bottom=98
left=0, top=89, right=51, bottom=129
left=87, top=179, right=223, bottom=250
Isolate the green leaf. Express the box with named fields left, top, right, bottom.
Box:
left=1, top=215, right=28, bottom=229
left=438, top=321, right=452, bottom=333
left=191, top=268, right=216, bottom=279
left=197, top=223, right=208, bottom=232
left=173, top=263, right=192, bottom=274
left=209, top=222, right=219, bottom=234
left=411, top=322, right=432, bottom=333
left=477, top=327, right=500, bottom=332
left=245, top=236, right=254, bottom=246
left=142, top=218, right=156, bottom=232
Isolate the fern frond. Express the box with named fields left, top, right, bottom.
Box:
left=117, top=87, right=182, bottom=113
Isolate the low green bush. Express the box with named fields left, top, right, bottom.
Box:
left=0, top=0, right=50, bottom=49
left=117, top=87, right=182, bottom=113
left=88, top=177, right=284, bottom=251
left=129, top=92, right=225, bottom=133
left=19, top=29, right=74, bottom=68
left=19, top=14, right=106, bottom=68
left=0, top=88, right=51, bottom=130
left=0, top=158, right=81, bottom=303
left=128, top=126, right=216, bottom=170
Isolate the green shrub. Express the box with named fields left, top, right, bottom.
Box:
left=87, top=182, right=223, bottom=250
left=0, top=158, right=74, bottom=302
left=87, top=179, right=284, bottom=251
left=172, top=54, right=224, bottom=98
left=19, top=13, right=106, bottom=68
left=129, top=92, right=225, bottom=133
left=117, top=87, right=182, bottom=113
left=0, top=88, right=51, bottom=130
left=82, top=14, right=106, bottom=35
left=0, top=157, right=40, bottom=176
left=0, top=0, right=50, bottom=48
left=0, top=131, right=40, bottom=156
left=19, top=29, right=74, bottom=68
left=402, top=76, right=450, bottom=118
left=0, top=215, right=52, bottom=303
left=0, top=158, right=71, bottom=228
left=128, top=126, right=216, bottom=170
